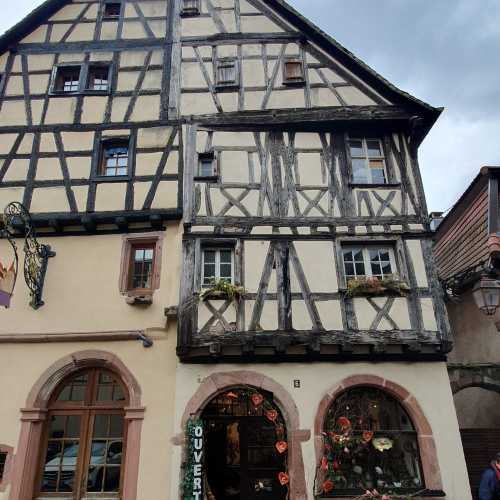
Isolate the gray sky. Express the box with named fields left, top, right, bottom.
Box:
left=2, top=1, right=499, bottom=213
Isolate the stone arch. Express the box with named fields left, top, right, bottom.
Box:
left=9, top=350, right=144, bottom=500
left=314, top=374, right=443, bottom=492
left=449, top=364, right=500, bottom=395
left=181, top=370, right=310, bottom=500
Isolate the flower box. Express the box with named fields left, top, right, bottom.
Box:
left=346, top=276, right=410, bottom=298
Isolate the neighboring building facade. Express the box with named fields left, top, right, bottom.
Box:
left=0, top=1, right=471, bottom=500
left=434, top=166, right=500, bottom=498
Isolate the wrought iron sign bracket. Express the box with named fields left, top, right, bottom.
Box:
left=0, top=202, right=56, bottom=309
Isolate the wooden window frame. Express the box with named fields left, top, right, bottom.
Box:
left=97, top=137, right=132, bottom=179
left=119, top=233, right=163, bottom=297
left=35, top=369, right=128, bottom=499
left=195, top=151, right=219, bottom=182
left=214, top=57, right=240, bottom=91
left=50, top=62, right=113, bottom=96
left=201, top=246, right=235, bottom=287
left=341, top=244, right=398, bottom=281
left=0, top=445, right=13, bottom=492
left=347, top=136, right=388, bottom=186
left=180, top=0, right=201, bottom=17
left=283, top=56, right=305, bottom=86
left=103, top=0, right=123, bottom=20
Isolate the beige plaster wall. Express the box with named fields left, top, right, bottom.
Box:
left=0, top=334, right=178, bottom=500
left=454, top=387, right=500, bottom=429
left=170, top=361, right=471, bottom=500
left=0, top=222, right=182, bottom=334
left=447, top=291, right=500, bottom=364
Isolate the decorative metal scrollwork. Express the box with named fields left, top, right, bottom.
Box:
left=0, top=202, right=55, bottom=309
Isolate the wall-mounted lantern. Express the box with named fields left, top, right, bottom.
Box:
left=0, top=202, right=55, bottom=309
left=472, top=276, right=500, bottom=316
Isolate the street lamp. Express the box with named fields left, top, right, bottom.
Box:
left=472, top=276, right=500, bottom=316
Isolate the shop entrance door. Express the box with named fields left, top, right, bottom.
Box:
left=202, top=390, right=287, bottom=500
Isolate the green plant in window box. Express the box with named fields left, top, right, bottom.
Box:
left=199, top=278, right=246, bottom=303
left=346, top=275, right=410, bottom=298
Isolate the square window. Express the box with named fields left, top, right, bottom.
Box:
left=181, top=0, right=201, bottom=16
left=283, top=58, right=305, bottom=85
left=104, top=2, right=122, bottom=18
left=202, top=247, right=234, bottom=286
left=100, top=139, right=129, bottom=177
left=343, top=246, right=396, bottom=281
left=87, top=65, right=110, bottom=92
left=54, top=66, right=81, bottom=93
left=215, top=58, right=239, bottom=88
left=197, top=152, right=218, bottom=179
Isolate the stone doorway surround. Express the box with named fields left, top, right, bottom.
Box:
left=178, top=370, right=311, bottom=500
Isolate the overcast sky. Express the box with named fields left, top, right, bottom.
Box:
left=2, top=1, right=499, bottom=213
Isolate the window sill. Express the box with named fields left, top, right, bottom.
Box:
left=49, top=90, right=110, bottom=97
left=194, top=175, right=219, bottom=183
left=93, top=175, right=131, bottom=182
left=349, top=182, right=401, bottom=189
left=321, top=490, right=445, bottom=498
left=180, top=9, right=200, bottom=17
left=340, top=284, right=410, bottom=298
left=125, top=293, right=153, bottom=306
left=283, top=79, right=306, bottom=87
left=215, top=84, right=240, bottom=93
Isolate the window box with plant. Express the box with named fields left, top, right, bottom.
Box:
left=342, top=246, right=410, bottom=297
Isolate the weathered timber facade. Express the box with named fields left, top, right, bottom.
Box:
left=0, top=1, right=472, bottom=500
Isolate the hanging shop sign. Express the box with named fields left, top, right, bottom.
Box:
left=183, top=418, right=204, bottom=500
left=0, top=202, right=55, bottom=309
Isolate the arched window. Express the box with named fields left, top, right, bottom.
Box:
left=201, top=388, right=288, bottom=500
left=37, top=368, right=128, bottom=499
left=320, top=387, right=423, bottom=495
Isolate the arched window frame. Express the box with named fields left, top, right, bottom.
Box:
left=9, top=350, right=144, bottom=500
left=314, top=375, right=444, bottom=498
left=35, top=368, right=129, bottom=498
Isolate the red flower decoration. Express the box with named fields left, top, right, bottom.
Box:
left=324, top=443, right=332, bottom=452
left=321, top=456, right=328, bottom=470
left=331, top=433, right=342, bottom=444
left=251, top=393, right=264, bottom=406
left=278, top=472, right=289, bottom=486
left=275, top=441, right=288, bottom=454
left=338, top=416, right=351, bottom=430
left=266, top=409, right=278, bottom=422
left=332, top=459, right=340, bottom=470
left=323, top=479, right=334, bottom=493
left=362, top=431, right=374, bottom=443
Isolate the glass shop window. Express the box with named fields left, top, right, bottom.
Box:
left=100, top=140, right=129, bottom=177
left=202, top=247, right=234, bottom=286
left=342, top=246, right=396, bottom=280
left=348, top=137, right=387, bottom=184
left=38, top=369, right=127, bottom=497
left=321, top=387, right=423, bottom=495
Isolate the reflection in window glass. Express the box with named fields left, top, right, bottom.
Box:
left=129, top=246, right=155, bottom=291
left=202, top=248, right=234, bottom=286
left=349, top=138, right=387, bottom=184
left=101, top=141, right=129, bottom=176
left=343, top=246, right=395, bottom=280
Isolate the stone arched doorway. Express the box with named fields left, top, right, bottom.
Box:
left=180, top=371, right=309, bottom=500
left=449, top=363, right=500, bottom=499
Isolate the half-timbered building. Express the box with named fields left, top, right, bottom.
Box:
left=0, top=1, right=472, bottom=500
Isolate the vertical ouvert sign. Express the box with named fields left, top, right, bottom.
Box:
left=190, top=421, right=204, bottom=500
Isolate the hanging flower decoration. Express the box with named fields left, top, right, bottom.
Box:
left=278, top=472, right=289, bottom=486
left=276, top=441, right=288, bottom=454
left=265, top=409, right=278, bottom=422
left=323, top=479, right=334, bottom=493
left=372, top=437, right=394, bottom=452
left=362, top=430, right=374, bottom=443
left=338, top=416, right=351, bottom=430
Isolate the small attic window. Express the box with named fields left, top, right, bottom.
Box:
left=215, top=58, right=239, bottom=90
left=53, top=65, right=81, bottom=93
left=104, top=2, right=122, bottom=19
left=181, top=0, right=201, bottom=16
left=283, top=57, right=305, bottom=85
left=196, top=152, right=218, bottom=181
